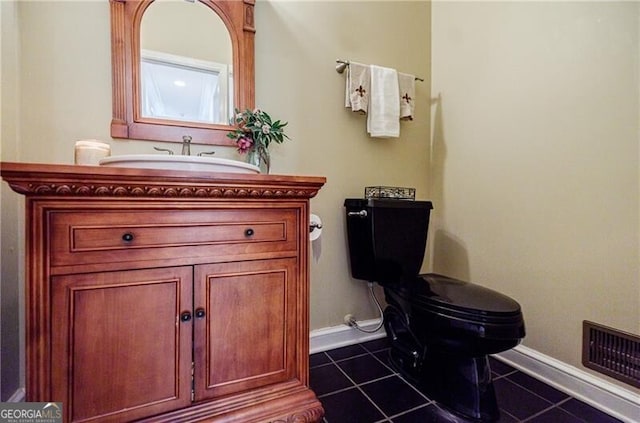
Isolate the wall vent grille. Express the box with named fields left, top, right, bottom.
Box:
left=582, top=320, right=640, bottom=388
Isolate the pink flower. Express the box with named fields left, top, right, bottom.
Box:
left=236, top=136, right=253, bottom=154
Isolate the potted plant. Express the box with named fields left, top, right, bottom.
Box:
left=227, top=108, right=290, bottom=173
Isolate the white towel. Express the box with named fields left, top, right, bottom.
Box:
left=367, top=65, right=400, bottom=138
left=398, top=72, right=415, bottom=121
left=344, top=62, right=370, bottom=114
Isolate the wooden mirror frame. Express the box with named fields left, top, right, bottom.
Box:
left=110, top=0, right=255, bottom=146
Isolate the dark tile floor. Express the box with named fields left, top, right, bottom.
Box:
left=310, top=338, right=623, bottom=423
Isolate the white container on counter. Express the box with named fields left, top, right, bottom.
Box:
left=75, top=140, right=111, bottom=165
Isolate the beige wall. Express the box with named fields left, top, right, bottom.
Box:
left=254, top=0, right=431, bottom=329
left=1, top=0, right=24, bottom=402
left=0, top=0, right=431, bottom=396
left=431, top=0, right=640, bottom=388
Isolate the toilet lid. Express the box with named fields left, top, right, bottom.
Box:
left=398, top=273, right=523, bottom=323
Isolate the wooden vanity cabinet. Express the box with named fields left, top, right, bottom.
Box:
left=1, top=163, right=325, bottom=423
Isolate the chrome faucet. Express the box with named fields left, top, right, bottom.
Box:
left=181, top=135, right=192, bottom=155
left=153, top=135, right=216, bottom=156
left=153, top=146, right=174, bottom=155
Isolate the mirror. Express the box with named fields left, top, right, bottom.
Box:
left=140, top=0, right=232, bottom=125
left=110, top=0, right=255, bottom=146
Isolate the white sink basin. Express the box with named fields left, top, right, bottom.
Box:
left=99, top=154, right=260, bottom=174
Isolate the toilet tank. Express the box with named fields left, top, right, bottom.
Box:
left=344, top=198, right=433, bottom=285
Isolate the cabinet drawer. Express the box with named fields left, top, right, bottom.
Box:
left=50, top=208, right=298, bottom=269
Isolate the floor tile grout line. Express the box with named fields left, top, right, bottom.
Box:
left=551, top=396, right=574, bottom=408
left=492, top=365, right=570, bottom=422
left=317, top=346, right=435, bottom=411
left=499, top=408, right=522, bottom=423
left=368, top=348, right=398, bottom=374
left=327, top=351, right=371, bottom=364
left=316, top=385, right=358, bottom=399
left=344, top=375, right=392, bottom=421
left=519, top=402, right=580, bottom=423
left=500, top=408, right=520, bottom=422
left=337, top=352, right=387, bottom=366
left=309, top=351, right=334, bottom=369
left=393, top=372, right=434, bottom=403
left=361, top=341, right=391, bottom=354
left=360, top=348, right=434, bottom=404
left=329, top=348, right=358, bottom=361
left=555, top=397, right=604, bottom=423
left=356, top=373, right=399, bottom=386
left=323, top=350, right=393, bottom=421
left=513, top=393, right=582, bottom=423
left=492, top=368, right=519, bottom=380
left=310, top=361, right=338, bottom=370
left=367, top=348, right=435, bottom=403
left=385, top=403, right=433, bottom=421
left=503, top=371, right=571, bottom=407
left=318, top=374, right=398, bottom=402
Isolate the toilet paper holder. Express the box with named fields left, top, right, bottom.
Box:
left=309, top=221, right=323, bottom=233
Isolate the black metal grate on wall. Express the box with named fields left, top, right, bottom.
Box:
left=582, top=320, right=640, bottom=388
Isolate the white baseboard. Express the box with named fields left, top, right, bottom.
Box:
left=496, top=345, right=639, bottom=423
left=309, top=318, right=386, bottom=354
left=309, top=323, right=640, bottom=423
left=7, top=387, right=25, bottom=402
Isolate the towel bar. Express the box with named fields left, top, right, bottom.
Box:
left=335, top=59, right=424, bottom=82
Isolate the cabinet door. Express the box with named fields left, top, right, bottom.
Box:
left=51, top=267, right=193, bottom=423
left=193, top=258, right=297, bottom=401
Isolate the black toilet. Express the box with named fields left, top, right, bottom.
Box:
left=344, top=198, right=525, bottom=422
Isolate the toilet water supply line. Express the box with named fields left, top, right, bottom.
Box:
left=347, top=282, right=385, bottom=333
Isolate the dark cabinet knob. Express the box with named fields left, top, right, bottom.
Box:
left=244, top=228, right=254, bottom=237
left=195, top=308, right=206, bottom=319
left=180, top=311, right=192, bottom=322
left=122, top=233, right=134, bottom=242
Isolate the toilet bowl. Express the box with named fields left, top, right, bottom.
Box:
left=344, top=198, right=525, bottom=422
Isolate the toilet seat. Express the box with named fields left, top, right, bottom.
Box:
left=394, top=273, right=524, bottom=325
